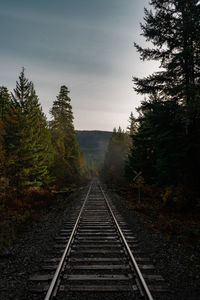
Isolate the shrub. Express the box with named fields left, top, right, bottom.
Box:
left=161, top=184, right=196, bottom=210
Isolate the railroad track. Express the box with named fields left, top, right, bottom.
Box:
left=29, top=179, right=167, bottom=299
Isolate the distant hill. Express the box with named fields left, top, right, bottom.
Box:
left=76, top=130, right=112, bottom=162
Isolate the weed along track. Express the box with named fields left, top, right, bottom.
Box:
left=29, top=179, right=168, bottom=299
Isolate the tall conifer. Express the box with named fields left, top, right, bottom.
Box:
left=0, top=87, right=10, bottom=120
left=0, top=87, right=11, bottom=197
left=127, top=0, right=200, bottom=205
left=50, top=85, right=82, bottom=186
left=127, top=112, right=137, bottom=136
left=133, top=0, right=200, bottom=104
left=5, top=69, right=52, bottom=191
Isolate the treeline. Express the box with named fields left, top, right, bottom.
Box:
left=101, top=126, right=132, bottom=184
left=0, top=69, right=83, bottom=205
left=76, top=130, right=112, bottom=178
left=76, top=130, right=112, bottom=163
left=102, top=0, right=200, bottom=209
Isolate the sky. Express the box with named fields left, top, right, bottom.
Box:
left=0, top=0, right=158, bottom=131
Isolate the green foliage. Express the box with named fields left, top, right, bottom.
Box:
left=127, top=112, right=137, bottom=136
left=0, top=86, right=10, bottom=120
left=133, top=0, right=200, bottom=104
left=102, top=127, right=131, bottom=184
left=4, top=69, right=52, bottom=191
left=83, top=158, right=102, bottom=179
left=126, top=0, right=200, bottom=208
left=0, top=72, right=86, bottom=250
left=1, top=72, right=84, bottom=202
left=126, top=97, right=185, bottom=185
left=50, top=85, right=83, bottom=186
left=0, top=87, right=11, bottom=199
left=76, top=130, right=112, bottom=177
left=76, top=130, right=112, bottom=163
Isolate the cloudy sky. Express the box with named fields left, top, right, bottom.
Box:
left=0, top=0, right=158, bottom=131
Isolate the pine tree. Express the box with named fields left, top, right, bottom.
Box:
left=128, top=0, right=200, bottom=205
left=127, top=112, right=137, bottom=136
left=133, top=0, right=200, bottom=104
left=50, top=85, right=82, bottom=186
left=5, top=69, right=52, bottom=191
left=24, top=84, right=53, bottom=187
left=126, top=96, right=185, bottom=185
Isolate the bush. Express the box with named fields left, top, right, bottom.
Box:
left=161, top=184, right=196, bottom=210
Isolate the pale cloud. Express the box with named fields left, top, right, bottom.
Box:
left=0, top=0, right=157, bottom=131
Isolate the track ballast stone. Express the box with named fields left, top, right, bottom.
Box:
left=105, top=186, right=200, bottom=300
left=1, top=182, right=199, bottom=299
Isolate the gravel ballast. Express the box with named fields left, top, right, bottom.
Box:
left=105, top=186, right=200, bottom=300
left=0, top=187, right=86, bottom=300
left=0, top=183, right=199, bottom=300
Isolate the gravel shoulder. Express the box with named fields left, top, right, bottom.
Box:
left=0, top=187, right=86, bottom=300
left=105, top=186, right=200, bottom=300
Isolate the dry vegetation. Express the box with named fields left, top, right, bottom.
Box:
left=115, top=183, right=200, bottom=251
left=0, top=186, right=78, bottom=251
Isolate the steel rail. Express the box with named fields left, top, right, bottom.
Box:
left=99, top=184, right=154, bottom=300
left=44, top=184, right=92, bottom=300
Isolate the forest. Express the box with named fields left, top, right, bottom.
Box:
left=1, top=0, right=200, bottom=250
left=103, top=0, right=200, bottom=207
left=76, top=130, right=112, bottom=163
left=101, top=0, right=200, bottom=246
left=76, top=130, right=112, bottom=177
left=0, top=70, right=85, bottom=249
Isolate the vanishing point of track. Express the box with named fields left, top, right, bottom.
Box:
left=30, top=179, right=167, bottom=299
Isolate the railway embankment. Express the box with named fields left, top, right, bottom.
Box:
left=106, top=186, right=200, bottom=300
left=0, top=187, right=85, bottom=300
left=0, top=182, right=199, bottom=299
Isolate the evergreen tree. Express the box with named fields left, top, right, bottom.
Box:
left=50, top=85, right=82, bottom=186
left=127, top=0, right=200, bottom=207
left=0, top=121, right=6, bottom=199
left=5, top=69, right=52, bottom=191
left=133, top=0, right=200, bottom=104
left=0, top=87, right=11, bottom=120
left=102, top=127, right=130, bottom=184
left=126, top=97, right=185, bottom=185
left=0, top=87, right=11, bottom=198
left=127, top=112, right=137, bottom=136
